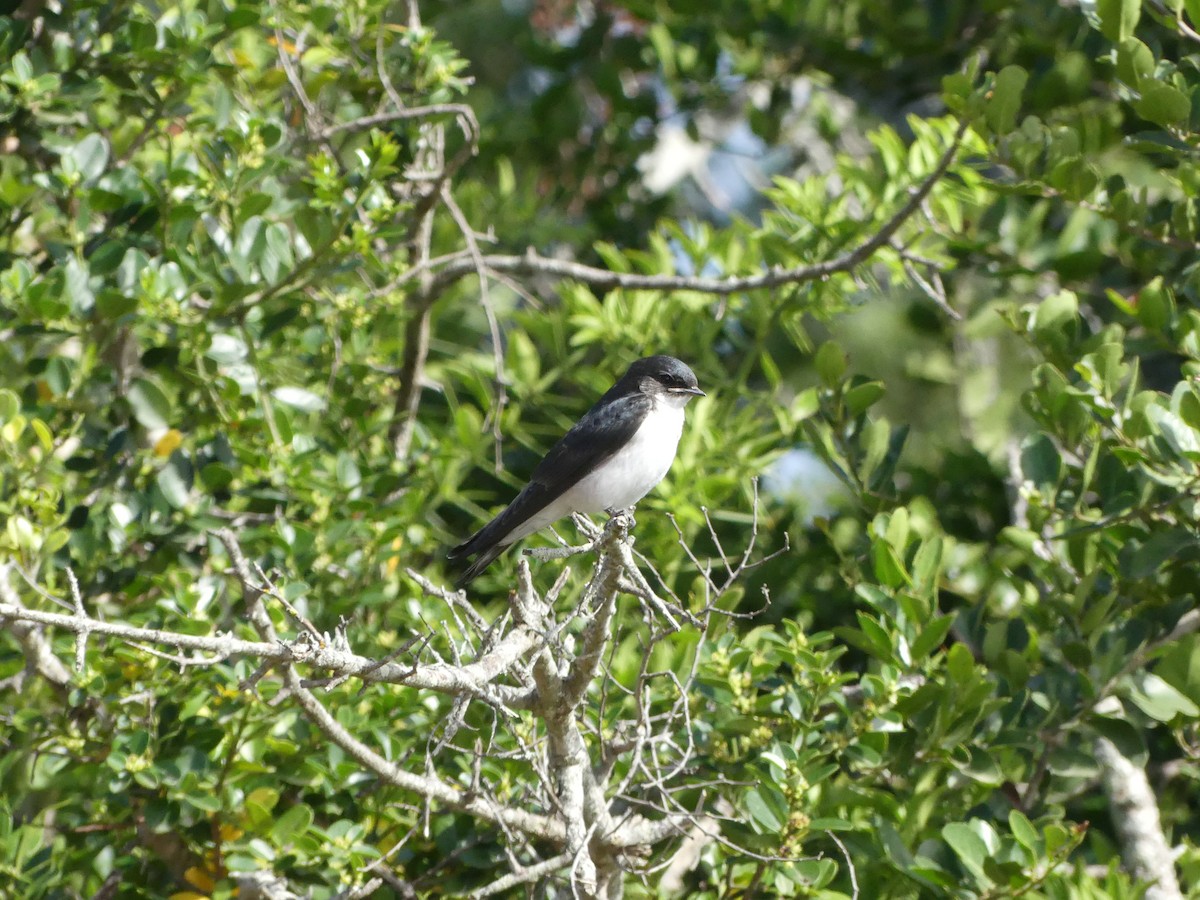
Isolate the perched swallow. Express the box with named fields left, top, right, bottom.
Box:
left=449, top=355, right=704, bottom=586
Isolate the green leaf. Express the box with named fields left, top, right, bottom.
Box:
left=954, top=747, right=1004, bottom=785
left=911, top=614, right=955, bottom=660
left=64, top=256, right=95, bottom=314
left=227, top=4, right=260, bottom=29
left=273, top=386, right=326, bottom=412
left=1135, top=82, right=1190, bottom=127
left=1008, top=810, right=1039, bottom=851
left=31, top=418, right=53, bottom=452
left=262, top=223, right=295, bottom=283
left=336, top=451, right=361, bottom=489
left=744, top=787, right=784, bottom=832
left=815, top=342, right=846, bottom=386
left=230, top=216, right=267, bottom=280
left=1044, top=823, right=1074, bottom=855
left=201, top=462, right=235, bottom=492
left=272, top=804, right=314, bottom=844
left=792, top=387, right=819, bottom=423
left=66, top=134, right=110, bottom=183
left=1116, top=38, right=1155, bottom=86
left=1137, top=277, right=1173, bottom=329
left=809, top=817, right=853, bottom=831
left=1032, top=290, right=1078, bottom=335
left=1127, top=530, right=1196, bottom=579
left=942, top=822, right=991, bottom=883
left=157, top=452, right=193, bottom=509
left=859, top=416, right=891, bottom=485
left=946, top=643, right=975, bottom=684
left=1020, top=433, right=1061, bottom=489
left=1127, top=671, right=1200, bottom=721
left=1097, top=0, right=1141, bottom=41
left=1049, top=745, right=1100, bottom=777
left=245, top=787, right=280, bottom=829
left=207, top=333, right=248, bottom=364
left=1155, top=635, right=1200, bottom=706
left=1188, top=0, right=1200, bottom=34
left=1, top=413, right=26, bottom=443
left=911, top=536, right=944, bottom=597
left=0, top=389, right=18, bottom=424
left=128, top=378, right=172, bottom=431
left=44, top=357, right=72, bottom=396
left=872, top=540, right=909, bottom=588
left=855, top=611, right=895, bottom=659
left=1092, top=715, right=1148, bottom=765
left=845, top=381, right=885, bottom=415
left=10, top=51, right=32, bottom=83
left=790, top=858, right=836, bottom=889
left=1146, top=405, right=1200, bottom=459
left=987, top=66, right=1028, bottom=134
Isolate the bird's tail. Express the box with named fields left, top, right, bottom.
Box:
left=447, top=519, right=509, bottom=587
left=448, top=485, right=546, bottom=587
left=449, top=541, right=506, bottom=588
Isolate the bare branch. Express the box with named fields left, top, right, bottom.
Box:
left=468, top=852, right=572, bottom=898
left=562, top=517, right=629, bottom=707
left=390, top=174, right=439, bottom=460
left=282, top=665, right=566, bottom=842
left=405, top=567, right=488, bottom=632
left=7, top=478, right=789, bottom=895
left=213, top=528, right=277, bottom=640
left=658, top=814, right=720, bottom=895
left=66, top=567, right=86, bottom=673
left=442, top=182, right=507, bottom=466
left=0, top=566, right=72, bottom=690
left=0, top=602, right=534, bottom=705
left=426, top=119, right=970, bottom=298
left=1095, top=737, right=1182, bottom=900
left=827, top=831, right=860, bottom=900
left=894, top=240, right=960, bottom=321
left=319, top=104, right=479, bottom=142
left=253, top=562, right=322, bottom=640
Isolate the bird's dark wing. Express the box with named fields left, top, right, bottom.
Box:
left=529, top=390, right=651, bottom=491
left=448, top=392, right=651, bottom=583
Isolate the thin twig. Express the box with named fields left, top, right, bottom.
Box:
left=467, top=852, right=572, bottom=898
left=827, top=830, right=860, bottom=900
left=67, top=567, right=86, bottom=673
left=319, top=104, right=479, bottom=142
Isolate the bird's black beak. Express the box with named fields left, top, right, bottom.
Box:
left=671, top=386, right=706, bottom=397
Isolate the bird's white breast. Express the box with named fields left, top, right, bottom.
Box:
left=506, top=394, right=688, bottom=544
left=565, top=395, right=687, bottom=513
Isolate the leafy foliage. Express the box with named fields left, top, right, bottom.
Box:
left=2, top=0, right=1200, bottom=897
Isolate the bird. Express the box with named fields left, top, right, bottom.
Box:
left=448, top=355, right=705, bottom=587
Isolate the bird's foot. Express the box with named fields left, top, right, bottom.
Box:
left=605, top=506, right=636, bottom=530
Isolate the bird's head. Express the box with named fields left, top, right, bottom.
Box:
left=625, top=355, right=705, bottom=403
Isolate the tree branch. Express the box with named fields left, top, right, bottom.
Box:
left=282, top=665, right=566, bottom=843
left=319, top=104, right=479, bottom=141
left=426, top=119, right=969, bottom=298
left=390, top=148, right=439, bottom=460
left=0, top=601, right=533, bottom=705
left=0, top=566, right=72, bottom=690
left=562, top=516, right=629, bottom=707
left=1095, top=737, right=1182, bottom=900
left=467, top=851, right=572, bottom=898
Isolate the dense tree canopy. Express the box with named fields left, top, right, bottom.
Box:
left=2, top=0, right=1200, bottom=897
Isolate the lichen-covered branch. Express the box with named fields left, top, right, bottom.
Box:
left=1095, top=737, right=1182, bottom=900
left=1, top=495, right=778, bottom=899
